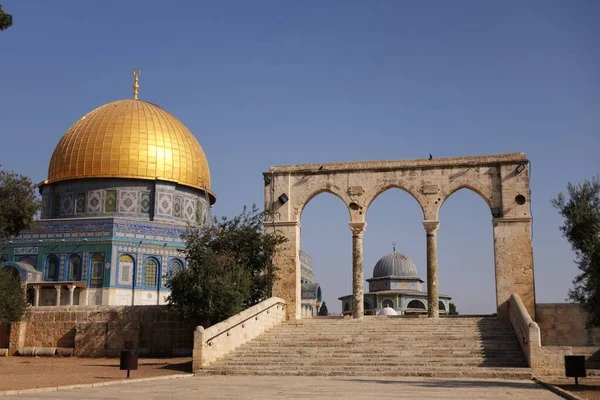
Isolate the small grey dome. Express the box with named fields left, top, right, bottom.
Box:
left=372, top=252, right=418, bottom=278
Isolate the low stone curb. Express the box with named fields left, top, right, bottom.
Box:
left=533, top=377, right=587, bottom=400
left=0, top=373, right=194, bottom=397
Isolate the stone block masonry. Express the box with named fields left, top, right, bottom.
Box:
left=7, top=306, right=195, bottom=357
left=536, top=303, right=600, bottom=347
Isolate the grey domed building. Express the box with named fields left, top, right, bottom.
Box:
left=339, top=246, right=452, bottom=316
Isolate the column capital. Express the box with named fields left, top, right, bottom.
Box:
left=423, top=220, right=440, bottom=235
left=54, top=285, right=62, bottom=291
left=349, top=221, right=367, bottom=237
left=68, top=285, right=76, bottom=291
left=33, top=286, right=40, bottom=292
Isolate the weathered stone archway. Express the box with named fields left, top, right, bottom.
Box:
left=264, top=153, right=535, bottom=321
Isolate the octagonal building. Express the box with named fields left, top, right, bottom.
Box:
left=0, top=75, right=215, bottom=307
left=339, top=246, right=452, bottom=316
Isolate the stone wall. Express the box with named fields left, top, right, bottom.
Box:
left=8, top=305, right=194, bottom=357
left=537, top=303, right=600, bottom=347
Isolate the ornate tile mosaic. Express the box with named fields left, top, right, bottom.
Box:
left=184, top=198, right=196, bottom=221
left=136, top=254, right=142, bottom=286
left=60, top=192, right=75, bottom=215
left=82, top=251, right=89, bottom=279
left=87, top=190, right=103, bottom=213
left=140, top=192, right=151, bottom=214
left=157, top=192, right=173, bottom=216
left=75, top=193, right=86, bottom=214
left=104, top=190, right=117, bottom=213
left=118, top=190, right=138, bottom=214
left=173, top=196, right=183, bottom=218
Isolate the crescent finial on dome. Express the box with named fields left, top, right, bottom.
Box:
left=133, top=69, right=141, bottom=99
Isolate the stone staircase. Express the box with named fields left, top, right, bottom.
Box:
left=197, top=316, right=532, bottom=379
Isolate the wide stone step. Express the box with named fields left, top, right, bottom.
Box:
left=196, top=366, right=532, bottom=379
left=216, top=360, right=529, bottom=367
left=269, top=333, right=518, bottom=337
left=232, top=349, right=526, bottom=357
left=242, top=342, right=523, bottom=350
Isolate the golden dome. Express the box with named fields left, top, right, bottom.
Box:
left=47, top=98, right=215, bottom=203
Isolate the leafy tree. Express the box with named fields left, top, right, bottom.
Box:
left=449, top=302, right=458, bottom=316
left=167, top=205, right=286, bottom=326
left=0, top=4, right=12, bottom=31
left=0, top=169, right=42, bottom=241
left=0, top=268, right=28, bottom=324
left=318, top=301, right=328, bottom=316
left=552, top=175, right=600, bottom=328
left=167, top=251, right=251, bottom=326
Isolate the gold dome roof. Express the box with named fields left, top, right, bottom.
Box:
left=47, top=98, right=215, bottom=203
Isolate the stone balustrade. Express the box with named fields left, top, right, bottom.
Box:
left=508, top=293, right=541, bottom=365
left=193, top=297, right=287, bottom=370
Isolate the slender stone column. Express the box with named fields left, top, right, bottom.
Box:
left=68, top=285, right=76, bottom=306
left=423, top=220, right=440, bottom=318
left=54, top=285, right=62, bottom=306
left=349, top=222, right=367, bottom=319
left=33, top=286, right=40, bottom=307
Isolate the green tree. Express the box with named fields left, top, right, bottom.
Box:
left=0, top=4, right=13, bottom=31
left=0, top=169, right=42, bottom=241
left=167, top=205, right=286, bottom=325
left=0, top=268, right=28, bottom=324
left=449, top=302, right=458, bottom=315
left=552, top=175, right=600, bottom=328
left=318, top=301, right=328, bottom=316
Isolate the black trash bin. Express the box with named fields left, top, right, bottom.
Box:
left=120, top=349, right=139, bottom=378
left=565, top=355, right=586, bottom=385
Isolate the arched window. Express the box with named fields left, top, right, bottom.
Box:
left=344, top=302, right=350, bottom=312
left=144, top=258, right=158, bottom=286
left=382, top=298, right=394, bottom=309
left=91, top=253, right=104, bottom=285
left=69, top=254, right=82, bottom=281
left=439, top=301, right=446, bottom=312
left=118, top=254, right=134, bottom=285
left=169, top=259, right=183, bottom=277
left=407, top=299, right=426, bottom=310
left=46, top=255, right=59, bottom=281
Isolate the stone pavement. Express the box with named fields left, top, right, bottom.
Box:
left=10, top=375, right=561, bottom=399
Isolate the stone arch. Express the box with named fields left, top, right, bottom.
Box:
left=437, top=184, right=493, bottom=220
left=295, top=188, right=351, bottom=223
left=364, top=185, right=426, bottom=220
left=381, top=298, right=394, bottom=309
left=264, top=153, right=535, bottom=320
left=407, top=299, right=426, bottom=310
left=438, top=301, right=446, bottom=312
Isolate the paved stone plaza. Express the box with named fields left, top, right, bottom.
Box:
left=9, top=376, right=561, bottom=399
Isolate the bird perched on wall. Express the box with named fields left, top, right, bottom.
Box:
left=428, top=154, right=433, bottom=160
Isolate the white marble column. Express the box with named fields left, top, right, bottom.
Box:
left=423, top=220, right=440, bottom=318
left=33, top=286, right=40, bottom=307
left=68, top=285, right=76, bottom=306
left=54, top=285, right=62, bottom=306
left=349, top=221, right=367, bottom=319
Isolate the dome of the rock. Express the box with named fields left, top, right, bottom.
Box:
left=47, top=98, right=214, bottom=202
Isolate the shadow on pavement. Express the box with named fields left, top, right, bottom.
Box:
left=342, top=378, right=540, bottom=390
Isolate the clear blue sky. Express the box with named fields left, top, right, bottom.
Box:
left=1, top=1, right=598, bottom=314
